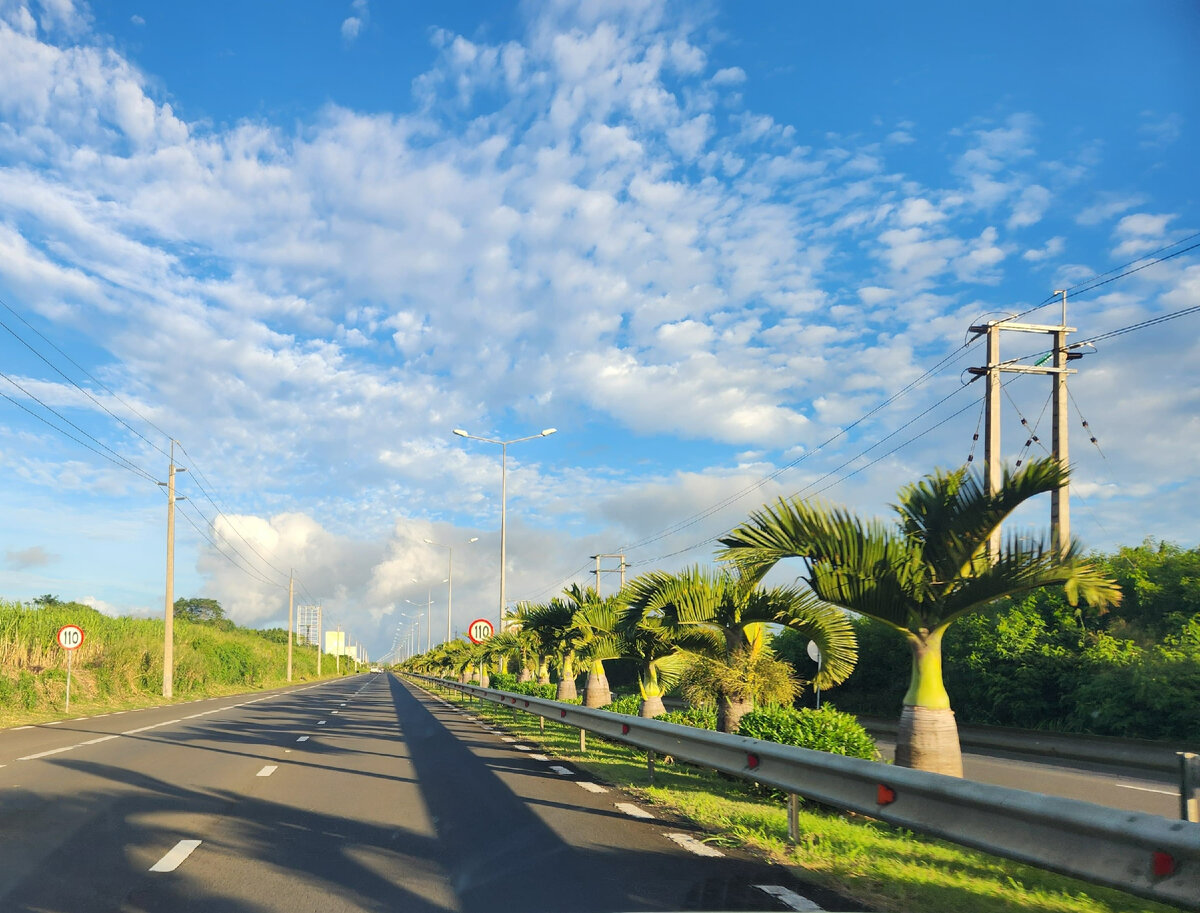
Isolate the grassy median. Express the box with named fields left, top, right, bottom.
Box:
left=418, top=680, right=1185, bottom=913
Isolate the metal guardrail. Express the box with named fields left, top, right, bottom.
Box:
left=410, top=675, right=1200, bottom=910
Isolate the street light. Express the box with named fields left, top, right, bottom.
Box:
left=452, top=426, right=557, bottom=630
left=424, top=536, right=479, bottom=644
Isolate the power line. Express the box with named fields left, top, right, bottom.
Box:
left=175, top=498, right=286, bottom=589
left=0, top=369, right=158, bottom=483
left=0, top=295, right=174, bottom=447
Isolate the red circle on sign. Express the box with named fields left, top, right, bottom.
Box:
left=57, top=624, right=85, bottom=650
left=466, top=618, right=494, bottom=644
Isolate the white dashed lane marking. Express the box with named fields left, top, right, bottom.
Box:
left=665, top=833, right=724, bottom=857
left=577, top=782, right=608, bottom=794
left=149, top=839, right=202, bottom=872
left=257, top=765, right=278, bottom=777
left=550, top=765, right=573, bottom=776
left=296, top=736, right=309, bottom=742
left=616, top=802, right=654, bottom=819
left=754, top=885, right=824, bottom=911
left=531, top=754, right=550, bottom=762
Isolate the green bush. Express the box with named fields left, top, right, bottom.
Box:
left=737, top=704, right=877, bottom=760
left=509, top=681, right=557, bottom=699
left=488, top=672, right=519, bottom=692
left=660, top=705, right=717, bottom=729
left=602, top=694, right=644, bottom=715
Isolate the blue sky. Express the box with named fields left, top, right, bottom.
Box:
left=0, top=0, right=1196, bottom=659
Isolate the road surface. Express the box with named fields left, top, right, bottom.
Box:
left=0, top=673, right=853, bottom=912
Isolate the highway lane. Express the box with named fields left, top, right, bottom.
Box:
left=0, top=674, right=853, bottom=912
left=868, top=735, right=1181, bottom=818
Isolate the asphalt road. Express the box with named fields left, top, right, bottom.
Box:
left=0, top=674, right=855, bottom=913
left=867, top=735, right=1181, bottom=818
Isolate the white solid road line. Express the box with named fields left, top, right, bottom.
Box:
left=257, top=765, right=278, bottom=777
left=44, top=721, right=62, bottom=726
left=577, top=782, right=608, bottom=793
left=665, top=833, right=724, bottom=857
left=550, top=765, right=573, bottom=776
left=754, top=885, right=824, bottom=911
left=1117, top=783, right=1177, bottom=796
left=616, top=802, right=654, bottom=819
left=149, top=839, right=202, bottom=873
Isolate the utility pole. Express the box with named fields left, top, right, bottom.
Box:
left=589, top=553, right=627, bottom=596
left=968, top=297, right=1078, bottom=559
left=317, top=604, right=323, bottom=676
left=335, top=623, right=342, bottom=674
left=158, top=441, right=186, bottom=699
left=286, top=570, right=294, bottom=682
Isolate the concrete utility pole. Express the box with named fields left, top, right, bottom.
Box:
left=317, top=604, right=323, bottom=676
left=158, top=441, right=186, bottom=699
left=968, top=296, right=1078, bottom=559
left=589, top=553, right=627, bottom=597
left=287, top=570, right=294, bottom=682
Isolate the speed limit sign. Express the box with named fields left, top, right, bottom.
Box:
left=467, top=618, right=494, bottom=644
left=57, top=624, right=85, bottom=650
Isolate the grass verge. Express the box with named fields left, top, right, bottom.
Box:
left=418, top=679, right=1185, bottom=913
left=0, top=600, right=351, bottom=728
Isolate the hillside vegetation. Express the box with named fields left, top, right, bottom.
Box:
left=0, top=598, right=347, bottom=726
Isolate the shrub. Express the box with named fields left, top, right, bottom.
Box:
left=737, top=704, right=877, bottom=760
left=659, top=705, right=717, bottom=729
left=509, top=681, right=556, bottom=699
left=489, top=672, right=519, bottom=692
left=602, top=694, right=644, bottom=715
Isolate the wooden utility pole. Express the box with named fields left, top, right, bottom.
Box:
left=969, top=297, right=1077, bottom=560
left=158, top=441, right=186, bottom=698
left=286, top=571, right=294, bottom=682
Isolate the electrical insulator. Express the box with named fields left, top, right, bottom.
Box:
left=1090, top=437, right=1098, bottom=444
left=1016, top=458, right=1023, bottom=466
left=1021, top=418, right=1029, bottom=426
left=972, top=433, right=979, bottom=441
left=1032, top=435, right=1040, bottom=443
left=1024, top=439, right=1032, bottom=447
left=1082, top=421, right=1090, bottom=429
left=967, top=454, right=974, bottom=462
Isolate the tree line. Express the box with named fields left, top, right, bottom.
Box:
left=406, top=457, right=1137, bottom=776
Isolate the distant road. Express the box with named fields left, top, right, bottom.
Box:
left=0, top=674, right=854, bottom=912
left=868, top=734, right=1180, bottom=818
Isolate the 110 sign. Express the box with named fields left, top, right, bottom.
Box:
left=56, top=624, right=85, bottom=650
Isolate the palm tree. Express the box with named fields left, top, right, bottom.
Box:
left=562, top=584, right=624, bottom=708
left=615, top=605, right=716, bottom=717
left=509, top=601, right=554, bottom=683
left=624, top=564, right=857, bottom=732
left=519, top=596, right=581, bottom=700
left=718, top=458, right=1121, bottom=775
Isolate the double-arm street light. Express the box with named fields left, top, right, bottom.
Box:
left=424, top=536, right=478, bottom=644
left=452, top=426, right=557, bottom=630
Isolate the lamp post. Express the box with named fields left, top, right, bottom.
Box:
left=452, top=427, right=557, bottom=630
left=424, top=536, right=478, bottom=644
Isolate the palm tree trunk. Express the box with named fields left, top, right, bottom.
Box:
left=718, top=695, right=753, bottom=733
left=537, top=656, right=551, bottom=684
left=518, top=665, right=533, bottom=683
left=895, top=627, right=962, bottom=776
left=555, top=653, right=578, bottom=701
left=639, top=694, right=666, bottom=718
left=583, top=659, right=610, bottom=708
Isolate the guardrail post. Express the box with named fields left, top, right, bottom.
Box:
left=539, top=716, right=545, bottom=734
left=1181, top=752, right=1200, bottom=823
left=580, top=728, right=586, bottom=752
left=787, top=793, right=800, bottom=844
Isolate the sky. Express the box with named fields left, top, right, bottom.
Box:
left=0, top=0, right=1197, bottom=660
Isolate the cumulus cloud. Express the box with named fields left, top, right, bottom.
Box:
left=341, top=0, right=368, bottom=42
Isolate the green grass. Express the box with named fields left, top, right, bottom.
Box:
left=417, top=679, right=1186, bottom=913
left=0, top=600, right=350, bottom=727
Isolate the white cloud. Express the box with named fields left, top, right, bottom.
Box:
left=710, top=66, right=745, bottom=86
left=1023, top=236, right=1065, bottom=262
left=341, top=0, right=368, bottom=42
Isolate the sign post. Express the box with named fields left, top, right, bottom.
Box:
left=56, top=624, right=85, bottom=713
left=807, top=640, right=823, bottom=709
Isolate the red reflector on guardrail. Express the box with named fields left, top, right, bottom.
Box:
left=1152, top=852, right=1175, bottom=877
left=560, top=710, right=567, bottom=718
left=622, top=723, right=630, bottom=734
left=877, top=785, right=897, bottom=805
left=747, top=753, right=760, bottom=770
left=524, top=700, right=530, bottom=707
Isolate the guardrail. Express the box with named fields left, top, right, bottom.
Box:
left=409, top=674, right=1200, bottom=910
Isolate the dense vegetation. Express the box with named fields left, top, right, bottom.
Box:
left=777, top=539, right=1200, bottom=742
left=0, top=596, right=345, bottom=722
